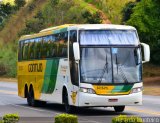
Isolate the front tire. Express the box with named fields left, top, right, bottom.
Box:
left=114, top=106, right=125, bottom=112
left=64, top=92, right=73, bottom=113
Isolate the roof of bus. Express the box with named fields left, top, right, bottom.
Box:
left=19, top=24, right=136, bottom=41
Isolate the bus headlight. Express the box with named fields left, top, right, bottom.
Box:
left=130, top=87, right=143, bottom=93
left=80, top=87, right=96, bottom=94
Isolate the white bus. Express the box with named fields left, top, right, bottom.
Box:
left=18, top=24, right=150, bottom=113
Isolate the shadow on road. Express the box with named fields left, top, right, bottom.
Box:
left=19, top=103, right=133, bottom=116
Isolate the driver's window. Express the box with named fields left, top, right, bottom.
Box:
left=69, top=30, right=79, bottom=86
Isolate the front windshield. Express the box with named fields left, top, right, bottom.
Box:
left=80, top=48, right=113, bottom=83
left=80, top=47, right=142, bottom=84
left=80, top=30, right=139, bottom=45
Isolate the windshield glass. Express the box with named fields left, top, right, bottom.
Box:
left=80, top=47, right=142, bottom=84
left=80, top=30, right=139, bottom=45
left=80, top=48, right=113, bottom=83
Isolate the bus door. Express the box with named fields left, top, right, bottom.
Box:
left=69, top=30, right=79, bottom=106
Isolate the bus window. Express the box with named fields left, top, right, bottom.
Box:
left=23, top=40, right=29, bottom=60
left=50, top=34, right=58, bottom=57
left=18, top=41, right=23, bottom=61
left=69, top=30, right=79, bottom=86
left=57, top=32, right=68, bottom=57
left=35, top=38, right=42, bottom=59
left=46, top=35, right=52, bottom=58
left=29, top=39, right=35, bottom=59
left=42, top=37, right=46, bottom=59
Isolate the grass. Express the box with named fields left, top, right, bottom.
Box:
left=143, top=63, right=160, bottom=77
left=143, top=86, right=160, bottom=96
left=0, top=0, right=48, bottom=44
left=85, top=0, right=135, bottom=24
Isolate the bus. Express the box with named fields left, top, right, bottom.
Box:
left=18, top=24, right=150, bottom=113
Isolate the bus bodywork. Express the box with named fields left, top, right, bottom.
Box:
left=18, top=24, right=150, bottom=112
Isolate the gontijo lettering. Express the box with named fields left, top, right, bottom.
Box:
left=28, top=63, right=43, bottom=72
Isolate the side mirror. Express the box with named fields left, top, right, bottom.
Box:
left=73, top=42, right=80, bottom=61
left=141, top=43, right=150, bottom=63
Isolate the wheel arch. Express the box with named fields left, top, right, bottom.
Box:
left=62, top=86, right=68, bottom=104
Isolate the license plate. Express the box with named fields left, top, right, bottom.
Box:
left=108, top=99, right=118, bottom=102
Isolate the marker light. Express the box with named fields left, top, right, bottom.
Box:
left=130, top=87, right=143, bottom=94
left=80, top=87, right=96, bottom=94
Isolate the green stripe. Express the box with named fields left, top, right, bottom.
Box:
left=42, top=59, right=59, bottom=94
left=111, top=85, right=133, bottom=93
left=53, top=28, right=67, bottom=34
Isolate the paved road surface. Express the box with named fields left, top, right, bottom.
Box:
left=0, top=81, right=160, bottom=123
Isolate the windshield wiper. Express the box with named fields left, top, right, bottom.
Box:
left=98, top=54, right=108, bottom=84
left=115, top=53, right=128, bottom=83
left=115, top=54, right=118, bottom=74
left=119, top=64, right=129, bottom=83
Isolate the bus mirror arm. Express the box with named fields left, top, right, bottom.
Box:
left=73, top=42, right=80, bottom=62
left=141, top=43, right=150, bottom=63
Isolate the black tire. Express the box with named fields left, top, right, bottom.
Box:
left=27, top=88, right=41, bottom=107
left=114, top=106, right=125, bottom=112
left=64, top=92, right=73, bottom=113
left=27, top=88, right=35, bottom=106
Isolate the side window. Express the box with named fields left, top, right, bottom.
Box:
left=58, top=32, right=68, bottom=57
left=55, top=33, right=61, bottom=57
left=50, top=34, right=58, bottom=57
left=69, top=30, right=79, bottom=86
left=42, top=37, right=47, bottom=59
left=23, top=40, right=29, bottom=60
left=35, top=38, right=42, bottom=59
left=18, top=41, right=23, bottom=61
left=46, top=35, right=52, bottom=58
left=29, top=39, right=35, bottom=59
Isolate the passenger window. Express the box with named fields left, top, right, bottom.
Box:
left=18, top=41, right=23, bottom=61
left=23, top=40, right=29, bottom=60
left=35, top=38, right=42, bottom=59
left=29, top=39, right=35, bottom=59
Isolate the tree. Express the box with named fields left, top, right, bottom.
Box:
left=15, top=0, right=26, bottom=9
left=82, top=10, right=102, bottom=24
left=122, top=2, right=137, bottom=23
left=127, top=0, right=160, bottom=64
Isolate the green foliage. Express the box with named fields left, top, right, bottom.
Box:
left=122, top=2, right=137, bottom=23
left=50, top=0, right=59, bottom=6
left=127, top=0, right=160, bottom=64
left=0, top=3, right=14, bottom=27
left=0, top=44, right=17, bottom=77
left=55, top=114, right=78, bottom=123
left=112, top=115, right=143, bottom=123
left=0, top=120, right=3, bottom=123
left=2, top=114, right=19, bottom=123
left=82, top=10, right=102, bottom=24
left=84, top=0, right=135, bottom=24
left=20, top=0, right=102, bottom=35
left=15, top=0, right=26, bottom=10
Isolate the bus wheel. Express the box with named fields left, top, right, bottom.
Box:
left=114, top=106, right=125, bottom=112
left=27, top=88, right=36, bottom=107
left=64, top=92, right=73, bottom=113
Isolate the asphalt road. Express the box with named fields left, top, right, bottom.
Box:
left=0, top=81, right=160, bottom=123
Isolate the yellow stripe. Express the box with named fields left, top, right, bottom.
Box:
left=126, top=107, right=160, bottom=116
left=0, top=90, right=17, bottom=95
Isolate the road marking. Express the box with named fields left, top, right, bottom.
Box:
left=126, top=107, right=160, bottom=116
left=10, top=103, right=61, bottom=115
left=0, top=90, right=17, bottom=95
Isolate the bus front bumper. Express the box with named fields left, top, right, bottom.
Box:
left=78, top=92, right=142, bottom=107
